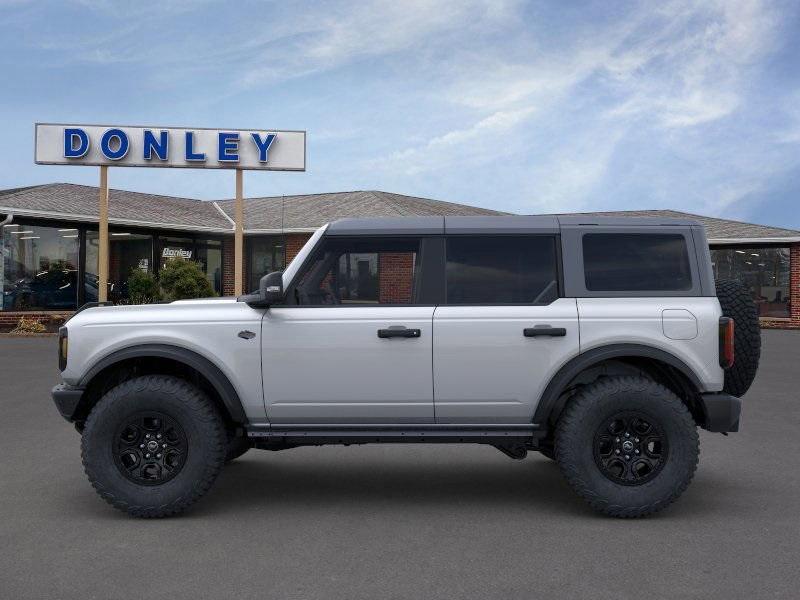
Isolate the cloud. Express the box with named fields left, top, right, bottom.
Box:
left=378, top=106, right=535, bottom=175
left=238, top=0, right=521, bottom=88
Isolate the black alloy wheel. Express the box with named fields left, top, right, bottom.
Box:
left=114, top=412, right=188, bottom=485
left=593, top=412, right=667, bottom=485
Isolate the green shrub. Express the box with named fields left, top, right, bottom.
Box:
left=159, top=259, right=216, bottom=301
left=127, top=269, right=161, bottom=304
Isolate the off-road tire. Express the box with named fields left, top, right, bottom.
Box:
left=225, top=434, right=251, bottom=463
left=715, top=279, right=761, bottom=397
left=81, top=375, right=226, bottom=518
left=555, top=376, right=699, bottom=518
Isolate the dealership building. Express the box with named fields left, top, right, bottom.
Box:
left=1, top=182, right=798, bottom=329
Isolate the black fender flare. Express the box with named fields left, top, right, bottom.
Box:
left=78, top=343, right=247, bottom=424
left=533, top=344, right=705, bottom=427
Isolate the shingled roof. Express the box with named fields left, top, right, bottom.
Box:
left=1, top=183, right=797, bottom=243
left=214, top=190, right=506, bottom=231
left=0, top=184, right=504, bottom=233
left=558, top=209, right=800, bottom=242
left=0, top=183, right=230, bottom=232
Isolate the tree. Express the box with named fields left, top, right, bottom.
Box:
left=159, top=259, right=215, bottom=301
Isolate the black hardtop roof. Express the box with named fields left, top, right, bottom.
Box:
left=326, top=215, right=702, bottom=236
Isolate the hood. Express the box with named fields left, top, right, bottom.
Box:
left=67, top=296, right=244, bottom=326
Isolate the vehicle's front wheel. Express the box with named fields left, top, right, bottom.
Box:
left=225, top=432, right=251, bottom=463
left=81, top=375, right=226, bottom=518
left=555, top=376, right=699, bottom=518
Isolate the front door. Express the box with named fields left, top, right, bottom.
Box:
left=433, top=235, right=580, bottom=423
left=262, top=235, right=435, bottom=424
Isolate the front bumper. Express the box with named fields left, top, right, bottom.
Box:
left=52, top=384, right=85, bottom=422
left=699, top=392, right=742, bottom=433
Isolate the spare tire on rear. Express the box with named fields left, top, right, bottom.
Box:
left=715, top=279, right=761, bottom=396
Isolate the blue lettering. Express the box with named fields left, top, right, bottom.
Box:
left=251, top=132, right=276, bottom=162
left=63, top=128, right=89, bottom=158
left=218, top=132, right=239, bottom=162
left=143, top=130, right=168, bottom=160
left=185, top=131, right=205, bottom=161
left=100, top=128, right=129, bottom=160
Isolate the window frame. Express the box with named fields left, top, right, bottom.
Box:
left=442, top=233, right=563, bottom=306
left=280, top=234, right=440, bottom=307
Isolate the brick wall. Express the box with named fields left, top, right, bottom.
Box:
left=378, top=253, right=414, bottom=303
left=221, top=233, right=311, bottom=296
left=0, top=311, right=71, bottom=330
left=222, top=237, right=236, bottom=296
left=285, top=233, right=312, bottom=263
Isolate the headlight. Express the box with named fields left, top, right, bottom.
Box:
left=58, top=327, right=68, bottom=371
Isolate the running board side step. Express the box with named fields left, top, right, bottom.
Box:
left=246, top=424, right=544, bottom=445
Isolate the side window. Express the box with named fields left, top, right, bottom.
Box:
left=583, top=233, right=692, bottom=292
left=445, top=236, right=559, bottom=304
left=292, top=237, right=421, bottom=305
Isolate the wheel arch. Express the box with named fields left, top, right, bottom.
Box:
left=534, top=344, right=706, bottom=429
left=76, top=344, right=247, bottom=427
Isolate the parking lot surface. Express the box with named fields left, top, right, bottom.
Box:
left=1, top=331, right=798, bottom=599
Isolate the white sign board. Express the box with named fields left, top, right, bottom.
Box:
left=34, top=123, right=306, bottom=171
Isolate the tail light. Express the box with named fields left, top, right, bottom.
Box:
left=58, top=326, right=68, bottom=371
left=719, top=317, right=734, bottom=369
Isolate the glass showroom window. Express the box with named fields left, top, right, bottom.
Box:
left=196, top=239, right=223, bottom=295
left=2, top=223, right=80, bottom=311
left=85, top=230, right=154, bottom=304
left=248, top=236, right=284, bottom=293
left=711, top=247, right=791, bottom=319
left=158, top=236, right=223, bottom=295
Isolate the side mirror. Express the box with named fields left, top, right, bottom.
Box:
left=260, top=271, right=284, bottom=305
left=239, top=271, right=284, bottom=307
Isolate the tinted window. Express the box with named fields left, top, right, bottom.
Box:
left=446, top=236, right=558, bottom=304
left=293, top=237, right=420, bottom=305
left=583, top=233, right=692, bottom=291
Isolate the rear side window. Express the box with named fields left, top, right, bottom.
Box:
left=445, top=236, right=559, bottom=304
left=583, top=233, right=692, bottom=292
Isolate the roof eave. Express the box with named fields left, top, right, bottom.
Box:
left=0, top=206, right=232, bottom=234
left=708, top=237, right=800, bottom=244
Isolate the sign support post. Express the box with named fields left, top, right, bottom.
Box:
left=234, top=168, right=244, bottom=296
left=98, top=165, right=109, bottom=303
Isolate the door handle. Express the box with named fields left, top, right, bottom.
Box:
left=378, top=326, right=422, bottom=339
left=524, top=326, right=567, bottom=337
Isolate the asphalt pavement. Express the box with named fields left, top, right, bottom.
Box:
left=1, top=331, right=798, bottom=599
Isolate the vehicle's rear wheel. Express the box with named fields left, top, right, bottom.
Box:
left=81, top=375, right=226, bottom=518
left=555, top=376, right=699, bottom=518
left=715, top=279, right=761, bottom=397
left=537, top=441, right=555, bottom=460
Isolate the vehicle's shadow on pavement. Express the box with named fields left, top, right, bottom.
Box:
left=61, top=450, right=744, bottom=521
left=201, top=455, right=588, bottom=514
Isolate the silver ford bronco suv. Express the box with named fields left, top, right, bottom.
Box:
left=52, top=216, right=760, bottom=518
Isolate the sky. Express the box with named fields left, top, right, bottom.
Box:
left=1, top=0, right=799, bottom=228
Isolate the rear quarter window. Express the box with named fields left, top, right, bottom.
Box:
left=582, top=233, right=692, bottom=292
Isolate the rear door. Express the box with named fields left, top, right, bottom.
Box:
left=433, top=234, right=579, bottom=423
left=262, top=235, right=436, bottom=424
